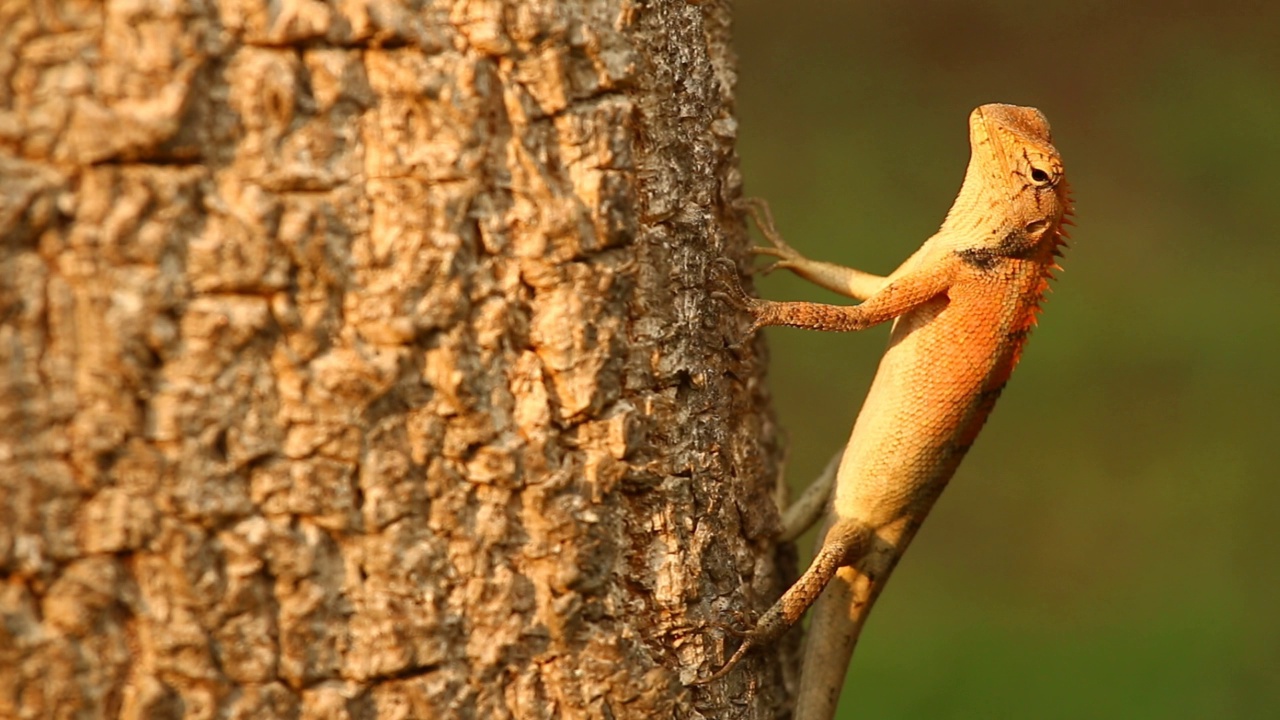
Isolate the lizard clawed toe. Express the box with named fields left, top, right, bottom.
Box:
left=686, top=634, right=759, bottom=686
left=680, top=610, right=763, bottom=686
left=747, top=246, right=786, bottom=260
left=737, top=197, right=802, bottom=259
left=709, top=258, right=767, bottom=346
left=709, top=258, right=748, bottom=297
left=745, top=247, right=790, bottom=277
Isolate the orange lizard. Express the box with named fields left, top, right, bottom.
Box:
left=695, top=104, right=1074, bottom=720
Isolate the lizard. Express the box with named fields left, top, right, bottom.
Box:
left=692, top=103, right=1074, bottom=720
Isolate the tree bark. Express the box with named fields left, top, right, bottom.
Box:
left=0, top=1, right=789, bottom=718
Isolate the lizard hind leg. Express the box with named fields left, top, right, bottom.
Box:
left=688, top=518, right=872, bottom=686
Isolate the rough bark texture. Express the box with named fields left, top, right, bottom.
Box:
left=1, top=1, right=790, bottom=719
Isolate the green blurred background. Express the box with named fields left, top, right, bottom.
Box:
left=733, top=1, right=1280, bottom=717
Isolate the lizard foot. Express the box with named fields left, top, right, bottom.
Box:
left=709, top=258, right=767, bottom=344
left=735, top=197, right=805, bottom=275
left=686, top=630, right=761, bottom=686
left=682, top=610, right=768, bottom=686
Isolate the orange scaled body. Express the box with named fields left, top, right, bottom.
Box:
left=699, top=105, right=1074, bottom=720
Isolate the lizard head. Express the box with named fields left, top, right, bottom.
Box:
left=944, top=103, right=1073, bottom=259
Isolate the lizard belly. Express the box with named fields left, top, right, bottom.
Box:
left=832, top=285, right=1027, bottom=528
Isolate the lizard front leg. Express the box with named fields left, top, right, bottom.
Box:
left=739, top=198, right=889, bottom=301
left=713, top=257, right=955, bottom=336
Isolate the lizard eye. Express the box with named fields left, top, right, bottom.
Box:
left=1029, top=166, right=1054, bottom=186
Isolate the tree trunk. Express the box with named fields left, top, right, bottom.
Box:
left=1, top=1, right=791, bottom=718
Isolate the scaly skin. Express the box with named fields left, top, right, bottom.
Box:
left=695, top=104, right=1074, bottom=719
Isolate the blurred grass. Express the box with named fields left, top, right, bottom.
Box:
left=734, top=1, right=1280, bottom=716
